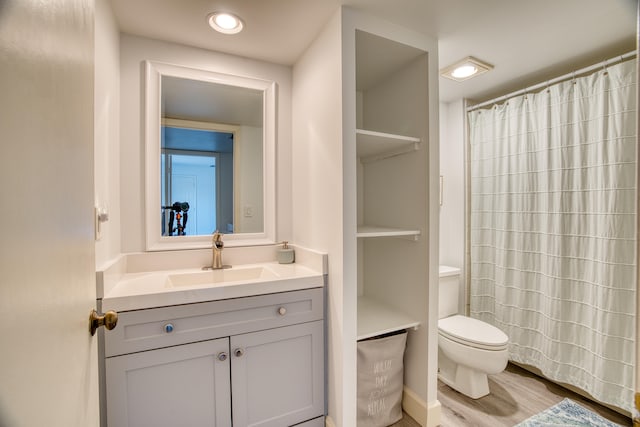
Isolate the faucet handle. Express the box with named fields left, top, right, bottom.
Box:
left=212, top=230, right=224, bottom=248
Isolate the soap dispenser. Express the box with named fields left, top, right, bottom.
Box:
left=277, top=241, right=295, bottom=264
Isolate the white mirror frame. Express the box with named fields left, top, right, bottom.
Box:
left=144, top=60, right=276, bottom=250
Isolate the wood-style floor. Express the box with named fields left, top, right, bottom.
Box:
left=437, top=363, right=632, bottom=427
left=390, top=413, right=421, bottom=427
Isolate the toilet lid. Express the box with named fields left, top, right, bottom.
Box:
left=438, top=315, right=508, bottom=350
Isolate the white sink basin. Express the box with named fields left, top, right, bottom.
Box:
left=167, top=266, right=279, bottom=287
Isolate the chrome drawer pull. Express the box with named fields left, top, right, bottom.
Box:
left=217, top=352, right=228, bottom=362
left=234, top=348, right=244, bottom=357
left=277, top=306, right=287, bottom=316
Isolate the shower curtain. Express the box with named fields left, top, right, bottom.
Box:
left=468, top=58, right=637, bottom=411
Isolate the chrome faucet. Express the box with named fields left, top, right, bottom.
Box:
left=211, top=230, right=225, bottom=269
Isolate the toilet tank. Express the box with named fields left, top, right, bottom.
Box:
left=439, top=266, right=461, bottom=319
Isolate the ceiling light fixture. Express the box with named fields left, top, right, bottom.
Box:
left=440, top=56, right=493, bottom=82
left=207, top=12, right=244, bottom=34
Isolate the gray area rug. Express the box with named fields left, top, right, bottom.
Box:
left=516, top=399, right=624, bottom=427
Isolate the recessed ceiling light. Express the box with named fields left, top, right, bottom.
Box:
left=207, top=12, right=244, bottom=34
left=440, top=57, right=493, bottom=82
left=451, top=65, right=477, bottom=79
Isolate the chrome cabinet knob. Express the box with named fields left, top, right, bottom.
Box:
left=163, top=323, right=174, bottom=333
left=217, top=352, right=228, bottom=362
left=277, top=307, right=286, bottom=316
left=234, top=348, right=244, bottom=357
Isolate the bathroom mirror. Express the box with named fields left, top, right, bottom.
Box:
left=144, top=60, right=276, bottom=250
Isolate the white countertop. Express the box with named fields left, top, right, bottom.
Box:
left=98, top=245, right=327, bottom=312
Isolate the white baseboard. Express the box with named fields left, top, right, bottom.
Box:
left=425, top=400, right=442, bottom=427
left=402, top=386, right=441, bottom=427
left=325, top=415, right=336, bottom=427
left=327, top=389, right=441, bottom=427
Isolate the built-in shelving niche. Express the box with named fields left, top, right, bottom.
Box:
left=355, top=29, right=428, bottom=341
left=357, top=296, right=421, bottom=341
left=356, top=129, right=420, bottom=163
left=356, top=225, right=420, bottom=240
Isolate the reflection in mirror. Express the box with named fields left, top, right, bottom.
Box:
left=161, top=76, right=263, bottom=237
left=145, top=61, right=276, bottom=250
left=160, top=123, right=234, bottom=236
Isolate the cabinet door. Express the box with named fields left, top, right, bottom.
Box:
left=231, top=321, right=324, bottom=427
left=105, top=338, right=231, bottom=427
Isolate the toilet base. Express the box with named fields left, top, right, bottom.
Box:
left=438, top=349, right=490, bottom=399
left=438, top=365, right=490, bottom=399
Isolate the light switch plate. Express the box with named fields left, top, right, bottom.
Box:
left=95, top=206, right=109, bottom=241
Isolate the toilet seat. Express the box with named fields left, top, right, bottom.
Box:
left=438, top=315, right=508, bottom=351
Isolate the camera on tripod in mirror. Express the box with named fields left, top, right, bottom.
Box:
left=162, top=202, right=190, bottom=236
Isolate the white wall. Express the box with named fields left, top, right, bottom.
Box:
left=119, top=35, right=292, bottom=253
left=95, top=0, right=121, bottom=268
left=235, top=125, right=263, bottom=233
left=439, top=100, right=466, bottom=309
left=292, top=10, right=354, bottom=426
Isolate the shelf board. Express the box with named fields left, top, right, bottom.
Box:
left=357, top=296, right=420, bottom=341
left=356, top=225, right=421, bottom=239
left=356, top=129, right=420, bottom=162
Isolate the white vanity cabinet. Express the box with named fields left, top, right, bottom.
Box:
left=230, top=321, right=324, bottom=426
left=106, top=337, right=232, bottom=426
left=103, top=288, right=325, bottom=427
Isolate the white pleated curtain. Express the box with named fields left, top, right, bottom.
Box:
left=468, top=59, right=636, bottom=411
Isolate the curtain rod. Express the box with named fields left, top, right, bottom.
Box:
left=466, top=50, right=637, bottom=112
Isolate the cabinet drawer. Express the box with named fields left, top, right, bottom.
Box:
left=105, top=288, right=323, bottom=357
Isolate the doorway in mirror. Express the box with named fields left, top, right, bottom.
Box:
left=161, top=124, right=235, bottom=236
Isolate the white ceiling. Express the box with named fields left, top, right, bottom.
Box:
left=109, top=0, right=637, bottom=103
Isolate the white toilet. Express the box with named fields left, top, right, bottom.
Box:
left=438, top=266, right=509, bottom=399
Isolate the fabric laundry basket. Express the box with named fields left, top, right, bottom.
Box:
left=357, top=331, right=408, bottom=427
